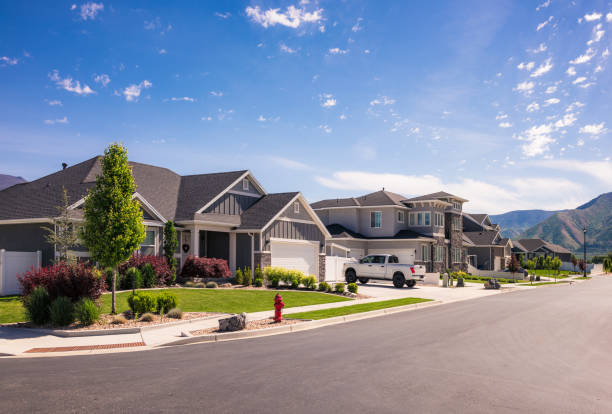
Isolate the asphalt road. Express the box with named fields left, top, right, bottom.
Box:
left=2, top=278, right=612, bottom=413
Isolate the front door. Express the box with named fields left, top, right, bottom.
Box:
left=200, top=231, right=230, bottom=261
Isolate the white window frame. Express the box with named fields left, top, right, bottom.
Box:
left=424, top=212, right=431, bottom=226
left=140, top=228, right=157, bottom=256
left=417, top=212, right=422, bottom=226
left=409, top=213, right=415, bottom=226
left=294, top=201, right=300, bottom=214
left=370, top=211, right=382, bottom=228
left=452, top=247, right=461, bottom=263
left=453, top=201, right=461, bottom=210
left=242, top=178, right=250, bottom=191
left=434, top=212, right=444, bottom=227
left=434, top=246, right=445, bottom=262
left=421, top=245, right=430, bottom=261
left=397, top=211, right=405, bottom=223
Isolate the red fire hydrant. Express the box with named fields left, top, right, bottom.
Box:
left=274, top=293, right=285, bottom=322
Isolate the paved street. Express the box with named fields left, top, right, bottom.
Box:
left=1, top=276, right=611, bottom=413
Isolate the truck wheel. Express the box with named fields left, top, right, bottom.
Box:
left=392, top=272, right=405, bottom=288
left=345, top=269, right=357, bottom=284
left=358, top=278, right=369, bottom=284
left=406, top=280, right=416, bottom=288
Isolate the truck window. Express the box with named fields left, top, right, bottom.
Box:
left=372, top=255, right=386, bottom=264
left=389, top=255, right=399, bottom=263
left=360, top=256, right=374, bottom=264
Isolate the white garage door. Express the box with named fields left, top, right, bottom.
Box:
left=271, top=241, right=318, bottom=276
left=348, top=248, right=365, bottom=259
left=367, top=248, right=416, bottom=264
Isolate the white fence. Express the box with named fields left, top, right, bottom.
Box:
left=0, top=250, right=41, bottom=296
left=325, top=256, right=355, bottom=282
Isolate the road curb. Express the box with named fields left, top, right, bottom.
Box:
left=161, top=300, right=443, bottom=347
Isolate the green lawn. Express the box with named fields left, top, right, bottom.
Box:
left=0, top=296, right=26, bottom=324
left=531, top=269, right=579, bottom=277
left=286, top=297, right=432, bottom=320
left=574, top=277, right=591, bottom=280
left=518, top=281, right=570, bottom=286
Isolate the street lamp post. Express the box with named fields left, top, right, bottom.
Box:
left=583, top=227, right=587, bottom=278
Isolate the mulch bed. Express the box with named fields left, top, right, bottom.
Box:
left=190, top=317, right=304, bottom=336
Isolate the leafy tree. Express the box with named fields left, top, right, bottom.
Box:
left=507, top=255, right=520, bottom=281
left=43, top=187, right=80, bottom=263
left=81, top=144, right=145, bottom=314
left=578, top=259, right=586, bottom=273
left=518, top=254, right=525, bottom=269
left=571, top=255, right=578, bottom=273
left=551, top=257, right=562, bottom=282
left=603, top=257, right=612, bottom=274
left=163, top=220, right=178, bottom=279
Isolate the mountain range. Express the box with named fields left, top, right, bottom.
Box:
left=490, top=209, right=561, bottom=239
left=0, top=174, right=26, bottom=191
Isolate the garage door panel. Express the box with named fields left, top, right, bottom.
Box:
left=271, top=241, right=317, bottom=276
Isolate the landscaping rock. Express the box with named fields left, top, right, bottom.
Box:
left=219, top=312, right=247, bottom=332
left=219, top=283, right=232, bottom=288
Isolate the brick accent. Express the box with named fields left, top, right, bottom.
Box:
left=318, top=253, right=326, bottom=282
left=254, top=252, right=271, bottom=271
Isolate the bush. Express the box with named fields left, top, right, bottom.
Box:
left=75, top=298, right=100, bottom=326
left=122, top=310, right=135, bottom=320
left=156, top=292, right=178, bottom=314
left=302, top=276, right=317, bottom=290
left=195, top=282, right=206, bottom=288
left=281, top=270, right=304, bottom=289
left=24, top=286, right=51, bottom=325
left=264, top=267, right=283, bottom=288
left=119, top=254, right=175, bottom=286
left=141, top=263, right=156, bottom=288
left=536, top=275, right=541, bottom=281
left=334, top=283, right=345, bottom=293
left=121, top=267, right=142, bottom=291
left=347, top=283, right=358, bottom=294
left=254, top=266, right=264, bottom=281
left=50, top=296, right=75, bottom=326
left=242, top=267, right=252, bottom=286
left=206, top=281, right=218, bottom=288
left=111, top=315, right=127, bottom=325
left=184, top=281, right=195, bottom=287
left=18, top=262, right=105, bottom=303
left=234, top=268, right=244, bottom=285
left=139, top=313, right=155, bottom=322
left=180, top=255, right=231, bottom=279
left=127, top=291, right=157, bottom=315
left=318, top=282, right=331, bottom=292
left=254, top=278, right=264, bottom=287
left=167, top=308, right=183, bottom=319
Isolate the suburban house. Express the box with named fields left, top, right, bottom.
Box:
left=512, top=238, right=572, bottom=263
left=462, top=213, right=513, bottom=271
left=311, top=190, right=468, bottom=272
left=0, top=157, right=330, bottom=279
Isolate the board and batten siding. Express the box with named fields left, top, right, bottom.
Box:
left=230, top=177, right=264, bottom=197
left=262, top=220, right=325, bottom=252
left=0, top=223, right=55, bottom=266
left=236, top=233, right=252, bottom=270
left=205, top=193, right=260, bottom=215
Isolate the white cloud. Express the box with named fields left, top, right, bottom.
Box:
left=577, top=139, right=585, bottom=146
left=364, top=49, right=371, bottom=54
left=587, top=25, right=605, bottom=44
left=320, top=93, right=337, bottom=108
left=566, top=66, right=577, bottom=76
left=279, top=43, right=297, bottom=54
left=515, top=81, right=535, bottom=94
left=269, top=156, right=312, bottom=171
left=534, top=159, right=612, bottom=186
left=369, top=96, right=395, bottom=106
left=319, top=124, right=332, bottom=133
left=531, top=58, right=553, bottom=77
left=584, top=12, right=602, bottom=22
left=201, top=116, right=212, bottom=121
left=257, top=115, right=266, bottom=122
left=554, top=112, right=577, bottom=128
left=536, top=0, right=550, bottom=11
left=579, top=123, right=606, bottom=135
left=573, top=76, right=587, bottom=84
left=70, top=4, right=76, bottom=10
left=47, top=100, right=62, bottom=106
left=159, top=49, right=167, bottom=55
left=215, top=12, right=231, bottom=19
left=122, top=80, right=152, bottom=102
left=245, top=5, right=323, bottom=29
left=526, top=102, right=540, bottom=112
left=77, top=2, right=104, bottom=20
left=570, top=48, right=596, bottom=64
left=537, top=16, right=553, bottom=31
left=607, top=13, right=612, bottom=22
left=339, top=114, right=347, bottom=120
left=517, top=61, right=535, bottom=71
left=543, top=98, right=560, bottom=106
left=496, top=113, right=508, bottom=120
left=603, top=48, right=610, bottom=58
left=594, top=65, right=603, bottom=73
left=210, top=91, right=223, bottom=97
left=44, top=117, right=69, bottom=125
left=499, top=122, right=512, bottom=128
left=351, top=17, right=363, bottom=32
left=529, top=43, right=547, bottom=53
left=545, top=85, right=557, bottom=94
left=94, top=73, right=110, bottom=87
left=169, top=97, right=195, bottom=102
left=518, top=123, right=555, bottom=157
left=328, top=48, right=348, bottom=55
left=318, top=25, right=325, bottom=33
left=49, top=70, right=95, bottom=95
left=566, top=101, right=585, bottom=112
left=0, top=56, right=18, bottom=66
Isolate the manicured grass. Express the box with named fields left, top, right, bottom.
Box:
left=531, top=269, right=578, bottom=277
left=99, top=288, right=351, bottom=315
left=574, top=277, right=591, bottom=280
left=286, top=297, right=432, bottom=320
left=0, top=296, right=26, bottom=324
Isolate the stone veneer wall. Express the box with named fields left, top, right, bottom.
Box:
left=254, top=252, right=271, bottom=271
left=318, top=253, right=326, bottom=282
left=432, top=235, right=446, bottom=273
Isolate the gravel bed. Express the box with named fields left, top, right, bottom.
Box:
left=190, top=317, right=304, bottom=335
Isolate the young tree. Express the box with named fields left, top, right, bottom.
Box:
left=551, top=257, right=562, bottom=282
left=507, top=255, right=520, bottom=281
left=163, top=220, right=178, bottom=281
left=571, top=255, right=578, bottom=273
left=43, top=187, right=80, bottom=263
left=603, top=257, right=612, bottom=274
left=578, top=259, right=586, bottom=273
left=81, top=144, right=145, bottom=314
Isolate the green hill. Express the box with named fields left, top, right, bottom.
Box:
left=490, top=209, right=560, bottom=238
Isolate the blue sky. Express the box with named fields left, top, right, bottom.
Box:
left=1, top=1, right=611, bottom=214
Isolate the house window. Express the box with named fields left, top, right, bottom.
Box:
left=433, top=212, right=444, bottom=227
left=421, top=245, right=430, bottom=261
left=370, top=211, right=382, bottom=228
left=294, top=201, right=300, bottom=214
left=242, top=178, right=249, bottom=191
left=453, top=201, right=461, bottom=210
left=409, top=213, right=415, bottom=226
left=452, top=248, right=461, bottom=263
left=417, top=212, right=422, bottom=226
left=453, top=216, right=461, bottom=231
left=397, top=211, right=404, bottom=223
left=434, top=246, right=445, bottom=262
left=424, top=212, right=431, bottom=226
left=140, top=230, right=156, bottom=256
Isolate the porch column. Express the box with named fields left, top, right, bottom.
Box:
left=191, top=225, right=200, bottom=257
left=229, top=232, right=236, bottom=274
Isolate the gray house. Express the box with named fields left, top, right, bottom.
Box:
left=512, top=238, right=572, bottom=263
left=0, top=157, right=330, bottom=279
left=462, top=213, right=512, bottom=271
left=311, top=190, right=468, bottom=272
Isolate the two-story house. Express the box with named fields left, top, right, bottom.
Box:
left=311, top=190, right=468, bottom=272
left=462, top=213, right=513, bottom=271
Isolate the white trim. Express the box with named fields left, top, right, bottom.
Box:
left=269, top=237, right=319, bottom=246
left=143, top=220, right=164, bottom=227
left=242, top=178, right=250, bottom=191
left=277, top=217, right=315, bottom=225
left=175, top=220, right=234, bottom=229
left=133, top=192, right=167, bottom=223
left=370, top=211, right=382, bottom=228
left=328, top=242, right=350, bottom=252
left=313, top=204, right=410, bottom=211
left=260, top=193, right=332, bottom=239
left=397, top=210, right=405, bottom=223
left=254, top=250, right=271, bottom=254
left=294, top=201, right=300, bottom=214
left=196, top=171, right=267, bottom=214
left=330, top=237, right=435, bottom=242
left=68, top=198, right=85, bottom=210
left=0, top=218, right=53, bottom=225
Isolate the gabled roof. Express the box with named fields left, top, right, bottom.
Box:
left=463, top=230, right=501, bottom=246
left=468, top=213, right=489, bottom=225
left=238, top=192, right=299, bottom=230
left=403, top=191, right=468, bottom=203
left=311, top=197, right=360, bottom=209
left=326, top=223, right=431, bottom=241
left=516, top=238, right=571, bottom=254
left=512, top=240, right=528, bottom=252
left=327, top=223, right=363, bottom=239
left=311, top=190, right=407, bottom=209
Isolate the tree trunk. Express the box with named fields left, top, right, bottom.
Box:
left=112, top=267, right=117, bottom=315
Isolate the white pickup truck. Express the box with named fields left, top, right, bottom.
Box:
left=343, top=254, right=426, bottom=288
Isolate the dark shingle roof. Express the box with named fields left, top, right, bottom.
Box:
left=326, top=223, right=430, bottom=240
left=512, top=240, right=528, bottom=252
left=516, top=238, right=547, bottom=252
left=312, top=190, right=407, bottom=209
left=403, top=191, right=468, bottom=203
left=468, top=214, right=489, bottom=224
left=311, top=197, right=360, bottom=209
left=463, top=230, right=500, bottom=246
left=238, top=192, right=299, bottom=230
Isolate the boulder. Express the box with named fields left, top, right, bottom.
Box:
left=219, top=312, right=247, bottom=332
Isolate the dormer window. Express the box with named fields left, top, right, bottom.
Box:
left=242, top=178, right=249, bottom=191
left=294, top=201, right=300, bottom=214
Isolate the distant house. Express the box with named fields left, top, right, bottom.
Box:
left=0, top=157, right=330, bottom=279
left=312, top=190, right=468, bottom=272
left=512, top=238, right=572, bottom=263
left=462, top=213, right=512, bottom=271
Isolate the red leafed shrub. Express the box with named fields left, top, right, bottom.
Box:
left=180, top=256, right=231, bottom=279
left=18, top=262, right=105, bottom=302
left=119, top=254, right=174, bottom=286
